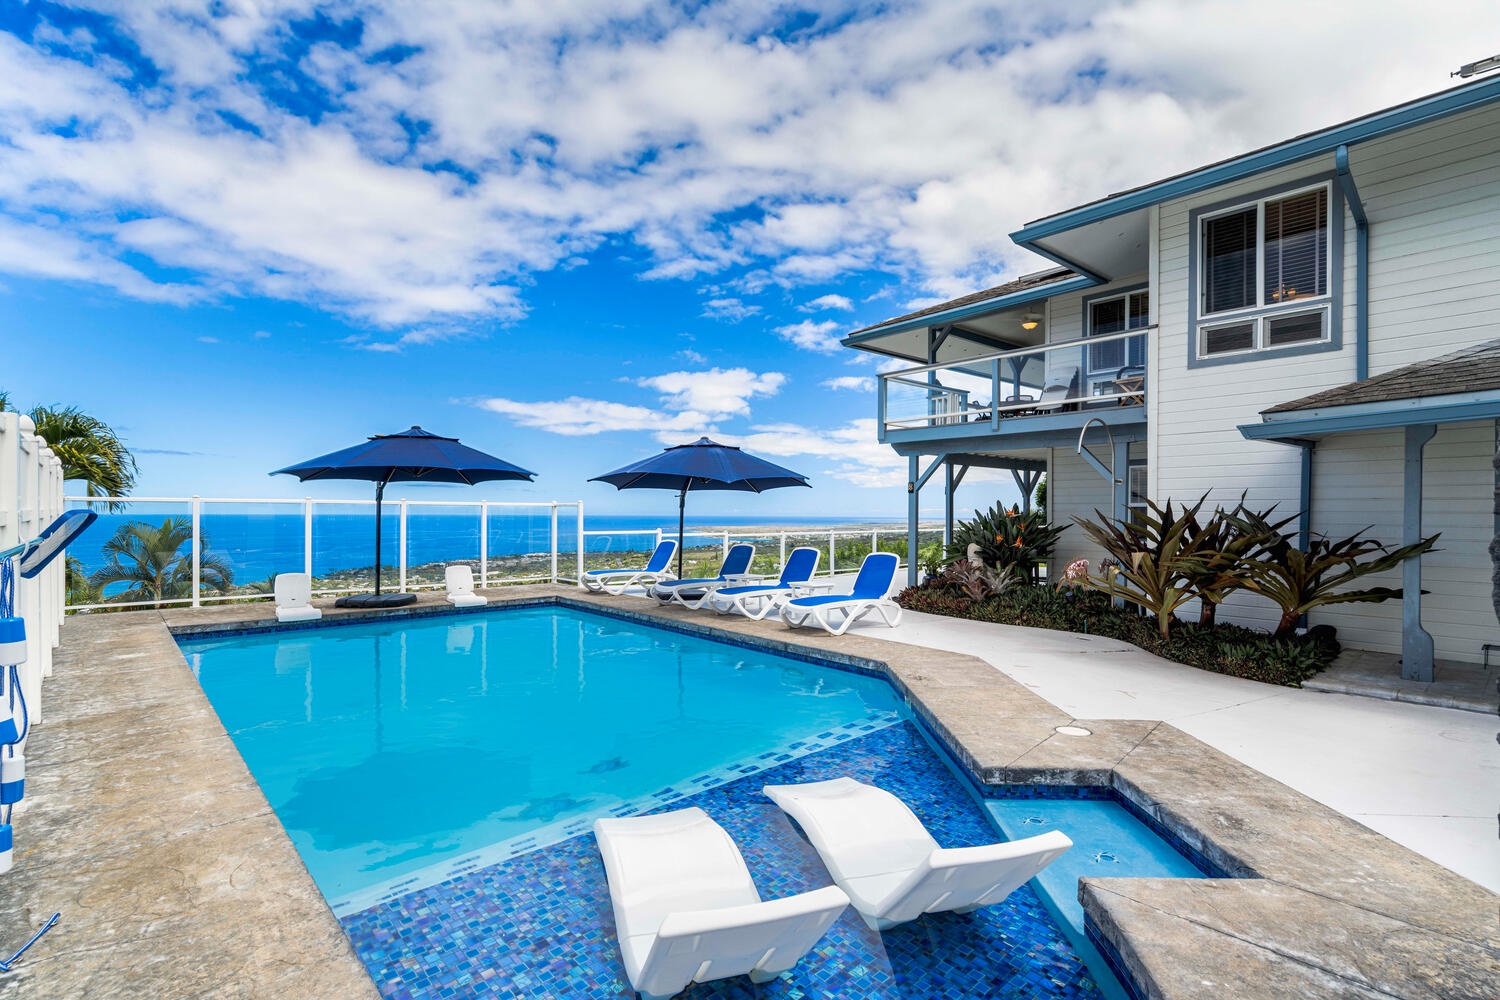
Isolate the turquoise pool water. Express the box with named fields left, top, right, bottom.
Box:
left=987, top=797, right=1209, bottom=1000
left=179, top=607, right=902, bottom=910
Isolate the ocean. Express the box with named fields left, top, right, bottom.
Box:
left=68, top=508, right=905, bottom=586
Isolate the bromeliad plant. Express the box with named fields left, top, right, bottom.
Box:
left=1232, top=507, right=1439, bottom=638
left=1074, top=496, right=1222, bottom=639
left=948, top=502, right=1066, bottom=581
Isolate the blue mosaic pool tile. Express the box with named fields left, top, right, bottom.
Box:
left=342, top=722, right=1104, bottom=1000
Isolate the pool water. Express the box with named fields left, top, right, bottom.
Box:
left=179, top=607, right=901, bottom=909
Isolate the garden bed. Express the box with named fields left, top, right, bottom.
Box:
left=895, top=582, right=1339, bottom=687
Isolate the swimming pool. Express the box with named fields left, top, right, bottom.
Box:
left=180, top=604, right=1179, bottom=999
left=180, top=606, right=902, bottom=911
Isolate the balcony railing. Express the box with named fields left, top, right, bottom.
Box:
left=879, top=327, right=1153, bottom=434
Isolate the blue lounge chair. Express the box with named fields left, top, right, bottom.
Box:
left=781, top=553, right=902, bottom=636
left=582, top=540, right=678, bottom=595
left=653, top=544, right=756, bottom=608
left=709, top=547, right=821, bottom=620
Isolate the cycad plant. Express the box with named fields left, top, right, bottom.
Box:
left=1232, top=507, right=1439, bottom=638
left=948, top=503, right=1066, bottom=581
left=90, top=518, right=234, bottom=608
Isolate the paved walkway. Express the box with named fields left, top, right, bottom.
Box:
left=869, top=610, right=1500, bottom=893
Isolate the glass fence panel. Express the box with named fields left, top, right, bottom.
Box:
left=405, top=504, right=483, bottom=590
left=579, top=531, right=659, bottom=575
left=725, top=531, right=782, bottom=576
left=673, top=530, right=728, bottom=579
left=198, top=500, right=304, bottom=600
left=311, top=502, right=397, bottom=594
left=781, top=532, right=833, bottom=576
left=65, top=499, right=197, bottom=608
left=485, top=507, right=556, bottom=583
left=829, top=532, right=873, bottom=575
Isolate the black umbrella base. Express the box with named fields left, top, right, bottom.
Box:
left=335, top=593, right=419, bottom=609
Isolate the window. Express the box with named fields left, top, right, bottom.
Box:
left=1127, top=461, right=1149, bottom=527
left=1087, top=289, right=1149, bottom=374
left=1197, top=184, right=1331, bottom=358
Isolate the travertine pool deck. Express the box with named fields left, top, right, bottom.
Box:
left=2, top=587, right=1495, bottom=999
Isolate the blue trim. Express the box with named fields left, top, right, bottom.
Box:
left=885, top=405, right=1146, bottom=452
left=1010, top=75, right=1500, bottom=245
left=1297, top=442, right=1314, bottom=550
left=1186, top=174, right=1344, bottom=369
left=1238, top=396, right=1500, bottom=443
left=1334, top=145, right=1370, bottom=381
left=1401, top=425, right=1436, bottom=682
left=842, top=273, right=1096, bottom=346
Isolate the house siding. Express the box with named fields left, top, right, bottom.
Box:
left=1140, top=101, right=1500, bottom=647
left=1308, top=421, right=1495, bottom=664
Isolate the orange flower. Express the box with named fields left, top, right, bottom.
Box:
left=1013, top=538, right=1024, bottom=548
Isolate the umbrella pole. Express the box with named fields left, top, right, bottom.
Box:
left=374, top=480, right=386, bottom=595
left=677, top=484, right=687, bottom=579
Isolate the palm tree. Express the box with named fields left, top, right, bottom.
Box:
left=1, top=393, right=139, bottom=509
left=65, top=555, right=102, bottom=606
left=27, top=405, right=138, bottom=510
left=90, top=518, right=234, bottom=608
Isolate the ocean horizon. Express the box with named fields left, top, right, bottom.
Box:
left=68, top=508, right=917, bottom=587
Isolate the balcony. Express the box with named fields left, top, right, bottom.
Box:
left=877, top=327, right=1152, bottom=445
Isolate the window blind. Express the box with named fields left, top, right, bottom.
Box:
left=1264, top=189, right=1327, bottom=303
left=1203, top=208, right=1256, bottom=314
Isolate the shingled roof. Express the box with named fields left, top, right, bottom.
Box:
left=849, top=266, right=1077, bottom=336
left=1263, top=338, right=1500, bottom=414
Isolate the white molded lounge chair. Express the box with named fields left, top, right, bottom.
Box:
left=581, top=540, right=679, bottom=595
left=709, top=547, right=821, bottom=620
left=652, top=543, right=755, bottom=609
left=273, top=572, right=322, bottom=623
left=594, top=807, right=849, bottom=1000
left=763, top=777, right=1072, bottom=931
left=445, top=565, right=487, bottom=607
left=780, top=552, right=901, bottom=636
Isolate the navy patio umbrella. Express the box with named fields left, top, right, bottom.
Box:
left=272, top=426, right=535, bottom=608
left=590, top=437, right=809, bottom=579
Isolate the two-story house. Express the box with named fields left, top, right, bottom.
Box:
left=845, top=73, right=1500, bottom=681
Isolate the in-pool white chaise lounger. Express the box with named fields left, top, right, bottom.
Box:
left=445, top=565, right=487, bottom=607
left=708, top=546, right=821, bottom=620
left=763, top=777, right=1072, bottom=930
left=594, top=807, right=849, bottom=1000
left=779, top=552, right=902, bottom=636
left=581, top=539, right=679, bottom=595
left=273, top=572, right=322, bottom=623
left=651, top=543, right=755, bottom=609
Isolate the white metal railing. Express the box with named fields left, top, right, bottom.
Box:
left=880, top=327, right=1153, bottom=432
left=0, top=412, right=66, bottom=725
left=63, top=496, right=586, bottom=612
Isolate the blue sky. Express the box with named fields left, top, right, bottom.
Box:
left=1, top=1, right=1490, bottom=518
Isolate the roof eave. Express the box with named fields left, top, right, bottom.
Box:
left=1012, top=74, right=1500, bottom=248
left=1239, top=391, right=1500, bottom=444
left=842, top=273, right=1097, bottom=349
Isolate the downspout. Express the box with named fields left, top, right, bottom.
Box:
left=1335, top=145, right=1369, bottom=381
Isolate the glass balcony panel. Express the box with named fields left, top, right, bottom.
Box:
left=197, top=499, right=303, bottom=601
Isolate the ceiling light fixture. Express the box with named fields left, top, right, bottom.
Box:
left=1020, top=312, right=1042, bottom=331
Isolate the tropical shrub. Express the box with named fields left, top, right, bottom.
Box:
left=948, top=503, right=1066, bottom=581
left=893, top=582, right=1335, bottom=687
left=1232, top=507, right=1439, bottom=638
left=90, top=518, right=234, bottom=607
left=1073, top=496, right=1220, bottom=639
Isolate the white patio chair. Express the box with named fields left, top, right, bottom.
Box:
left=779, top=552, right=902, bottom=636
left=594, top=807, right=849, bottom=1000
left=763, top=777, right=1072, bottom=930
left=709, top=547, right=821, bottom=620
left=273, top=572, right=322, bottom=623
left=652, top=543, right=756, bottom=609
left=445, top=565, right=487, bottom=607
left=581, top=540, right=679, bottom=595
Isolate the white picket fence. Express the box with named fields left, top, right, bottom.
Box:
left=0, top=412, right=66, bottom=726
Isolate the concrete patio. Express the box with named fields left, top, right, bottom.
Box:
left=0, top=588, right=1495, bottom=1000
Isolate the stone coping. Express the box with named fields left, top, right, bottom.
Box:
left=3, top=586, right=1493, bottom=999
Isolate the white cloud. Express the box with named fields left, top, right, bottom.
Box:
left=677, top=348, right=707, bottom=364
left=701, top=297, right=761, bottom=322
left=821, top=376, right=874, bottom=392
left=774, top=319, right=844, bottom=354
left=475, top=396, right=714, bottom=437
left=196, top=336, right=219, bottom=343
left=634, top=367, right=785, bottom=417
left=252, top=330, right=271, bottom=339
left=801, top=294, right=853, bottom=312
left=0, top=0, right=1489, bottom=329
left=717, top=420, right=907, bottom=488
